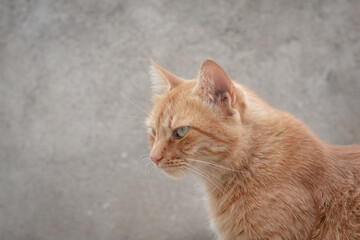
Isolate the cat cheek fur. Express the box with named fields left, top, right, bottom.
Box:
left=148, top=134, right=154, bottom=148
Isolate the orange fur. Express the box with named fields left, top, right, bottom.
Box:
left=146, top=59, right=360, bottom=239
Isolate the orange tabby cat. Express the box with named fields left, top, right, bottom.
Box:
left=146, top=59, right=360, bottom=240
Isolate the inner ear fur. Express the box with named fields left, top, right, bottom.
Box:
left=196, top=59, right=247, bottom=120
left=150, top=59, right=184, bottom=93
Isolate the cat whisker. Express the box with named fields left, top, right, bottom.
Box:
left=146, top=162, right=156, bottom=192
left=136, top=153, right=150, bottom=163
left=136, top=156, right=151, bottom=169
left=118, top=115, right=147, bottom=119
left=144, top=158, right=155, bottom=171
left=183, top=163, right=225, bottom=195
left=137, top=153, right=150, bottom=160
left=119, top=92, right=151, bottom=118
left=181, top=165, right=222, bottom=209
left=181, top=169, right=196, bottom=186
left=129, top=80, right=151, bottom=103
left=129, top=129, right=151, bottom=135
left=186, top=158, right=245, bottom=174
left=181, top=169, right=198, bottom=188
left=185, top=159, right=235, bottom=191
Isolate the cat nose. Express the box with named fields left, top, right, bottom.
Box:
left=150, top=154, right=163, bottom=165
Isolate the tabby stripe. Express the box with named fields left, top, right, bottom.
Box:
left=191, top=126, right=231, bottom=144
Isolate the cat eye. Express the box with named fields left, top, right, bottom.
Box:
left=174, top=126, right=189, bottom=139
left=151, top=128, right=156, bottom=136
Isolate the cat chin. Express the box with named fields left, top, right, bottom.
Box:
left=162, top=168, right=188, bottom=179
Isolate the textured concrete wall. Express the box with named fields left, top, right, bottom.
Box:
left=0, top=0, right=359, bottom=239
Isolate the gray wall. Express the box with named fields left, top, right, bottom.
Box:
left=1, top=0, right=359, bottom=240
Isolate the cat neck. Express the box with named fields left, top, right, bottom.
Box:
left=203, top=84, right=329, bottom=199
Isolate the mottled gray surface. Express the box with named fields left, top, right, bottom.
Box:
left=0, top=0, right=359, bottom=239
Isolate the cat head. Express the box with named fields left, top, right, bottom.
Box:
left=146, top=59, right=248, bottom=179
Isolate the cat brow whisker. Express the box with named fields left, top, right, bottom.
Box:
left=118, top=115, right=147, bottom=119
left=119, top=92, right=151, bottom=117
left=129, top=80, right=150, bottom=103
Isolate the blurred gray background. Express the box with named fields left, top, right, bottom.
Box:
left=1, top=0, right=359, bottom=239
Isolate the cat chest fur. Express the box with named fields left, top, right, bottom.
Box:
left=205, top=173, right=317, bottom=240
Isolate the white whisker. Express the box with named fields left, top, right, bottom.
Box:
left=120, top=92, right=150, bottom=117
left=118, top=115, right=146, bottom=119
left=184, top=163, right=225, bottom=195
left=181, top=165, right=222, bottom=208
left=129, top=80, right=150, bottom=102
left=147, top=163, right=156, bottom=192
left=185, top=158, right=242, bottom=191
left=136, top=156, right=151, bottom=169
left=186, top=158, right=245, bottom=174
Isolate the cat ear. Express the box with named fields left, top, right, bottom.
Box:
left=195, top=59, right=247, bottom=121
left=149, top=59, right=184, bottom=93
left=195, top=59, right=236, bottom=105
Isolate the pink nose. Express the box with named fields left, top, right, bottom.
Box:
left=150, top=155, right=163, bottom=165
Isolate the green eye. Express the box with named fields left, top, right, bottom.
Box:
left=174, top=126, right=189, bottom=138
left=151, top=128, right=156, bottom=136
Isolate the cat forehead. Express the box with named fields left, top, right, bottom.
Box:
left=150, top=94, right=193, bottom=129
left=148, top=80, right=199, bottom=129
